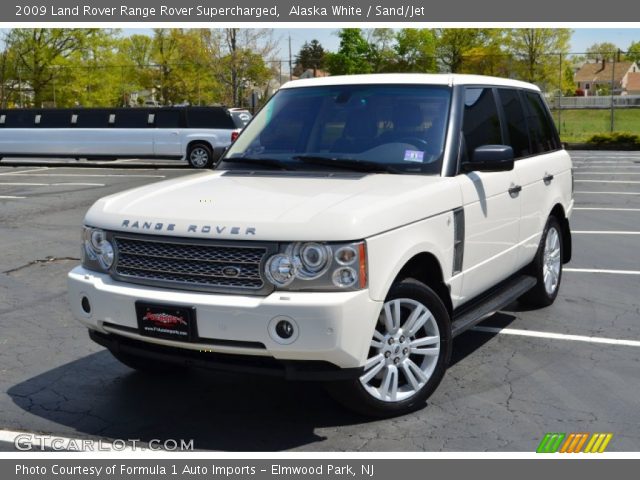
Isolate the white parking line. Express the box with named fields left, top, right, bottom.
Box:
left=575, top=191, right=640, bottom=195
left=4, top=173, right=165, bottom=178
left=575, top=207, right=640, bottom=212
left=565, top=268, right=640, bottom=275
left=575, top=172, right=640, bottom=175
left=573, top=230, right=640, bottom=235
left=0, top=182, right=105, bottom=186
left=576, top=180, right=640, bottom=184
left=0, top=167, right=49, bottom=176
left=0, top=195, right=26, bottom=199
left=472, top=326, right=640, bottom=348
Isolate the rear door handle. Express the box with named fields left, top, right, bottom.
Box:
left=508, top=185, right=522, bottom=196
left=543, top=173, right=554, bottom=184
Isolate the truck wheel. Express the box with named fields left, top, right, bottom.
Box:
left=110, top=350, right=185, bottom=375
left=326, top=279, right=451, bottom=417
left=519, top=216, right=563, bottom=308
left=187, top=142, right=213, bottom=169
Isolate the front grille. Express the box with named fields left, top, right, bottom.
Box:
left=111, top=235, right=272, bottom=294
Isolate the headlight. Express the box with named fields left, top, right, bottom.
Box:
left=265, top=253, right=296, bottom=287
left=82, top=226, right=115, bottom=272
left=264, top=241, right=367, bottom=291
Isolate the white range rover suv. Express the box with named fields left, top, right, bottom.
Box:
left=68, top=74, right=573, bottom=417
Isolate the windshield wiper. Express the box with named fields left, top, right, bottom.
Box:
left=292, top=155, right=402, bottom=174
left=222, top=157, right=292, bottom=170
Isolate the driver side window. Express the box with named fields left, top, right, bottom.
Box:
left=462, top=88, right=503, bottom=163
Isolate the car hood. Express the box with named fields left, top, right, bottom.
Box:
left=85, top=170, right=462, bottom=241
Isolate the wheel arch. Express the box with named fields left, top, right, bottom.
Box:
left=549, top=203, right=572, bottom=263
left=393, top=252, right=453, bottom=318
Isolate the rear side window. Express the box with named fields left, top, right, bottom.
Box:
left=230, top=110, right=252, bottom=127
left=1, top=111, right=33, bottom=128
left=154, top=110, right=181, bottom=128
left=38, top=110, right=74, bottom=127
left=524, top=92, right=560, bottom=154
left=462, top=88, right=502, bottom=161
left=76, top=110, right=110, bottom=128
left=497, top=89, right=530, bottom=158
left=186, top=108, right=236, bottom=129
left=113, top=110, right=149, bottom=128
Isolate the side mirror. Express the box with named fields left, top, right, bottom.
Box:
left=462, top=145, right=514, bottom=173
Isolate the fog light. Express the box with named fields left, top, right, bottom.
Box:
left=275, top=320, right=294, bottom=339
left=81, top=296, right=91, bottom=314
left=268, top=316, right=299, bottom=345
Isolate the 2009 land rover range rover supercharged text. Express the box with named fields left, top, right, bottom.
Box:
left=68, top=74, right=573, bottom=417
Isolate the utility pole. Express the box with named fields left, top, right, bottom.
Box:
left=610, top=56, right=615, bottom=133
left=289, top=35, right=293, bottom=80
left=558, top=53, right=562, bottom=137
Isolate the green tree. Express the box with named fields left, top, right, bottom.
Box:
left=367, top=28, right=397, bottom=72
left=459, top=30, right=511, bottom=77
left=294, top=39, right=325, bottom=77
left=435, top=28, right=485, bottom=72
left=205, top=29, right=277, bottom=107
left=4, top=29, right=102, bottom=106
left=393, top=29, right=437, bottom=73
left=506, top=28, right=572, bottom=88
left=626, top=41, right=640, bottom=64
left=326, top=29, right=374, bottom=75
left=586, top=42, right=619, bottom=62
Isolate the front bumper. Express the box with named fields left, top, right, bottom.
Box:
left=68, top=266, right=382, bottom=373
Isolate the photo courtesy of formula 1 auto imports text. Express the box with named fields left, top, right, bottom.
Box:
left=0, top=0, right=639, bottom=478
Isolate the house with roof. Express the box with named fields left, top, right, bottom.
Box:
left=574, top=60, right=639, bottom=96
left=626, top=72, right=640, bottom=95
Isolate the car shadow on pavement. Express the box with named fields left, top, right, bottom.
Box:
left=7, top=349, right=364, bottom=451
left=450, top=312, right=517, bottom=367
left=7, top=312, right=517, bottom=451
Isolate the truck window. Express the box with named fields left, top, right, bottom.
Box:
left=154, top=110, right=181, bottom=128
left=524, top=92, right=560, bottom=154
left=39, top=110, right=75, bottom=128
left=113, top=110, right=149, bottom=128
left=2, top=110, right=33, bottom=128
left=497, top=88, right=530, bottom=159
left=462, top=88, right=502, bottom=161
left=186, top=108, right=235, bottom=129
left=76, top=110, right=110, bottom=128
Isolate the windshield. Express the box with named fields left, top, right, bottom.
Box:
left=222, top=84, right=452, bottom=175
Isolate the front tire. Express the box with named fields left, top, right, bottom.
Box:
left=519, top=216, right=563, bottom=308
left=187, top=142, right=214, bottom=169
left=327, top=279, right=451, bottom=417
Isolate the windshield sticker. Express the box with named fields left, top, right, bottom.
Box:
left=403, top=150, right=424, bottom=162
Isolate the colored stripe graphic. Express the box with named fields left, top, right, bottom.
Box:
left=537, top=433, right=613, bottom=453
left=559, top=433, right=589, bottom=453
left=584, top=433, right=613, bottom=453
left=536, top=433, right=566, bottom=453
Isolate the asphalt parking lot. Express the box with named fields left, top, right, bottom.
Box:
left=0, top=152, right=639, bottom=452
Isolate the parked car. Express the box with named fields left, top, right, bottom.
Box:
left=68, top=74, right=573, bottom=416
left=0, top=106, right=250, bottom=168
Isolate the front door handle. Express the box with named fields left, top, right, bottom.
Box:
left=508, top=185, right=522, bottom=196
left=543, top=173, right=554, bottom=184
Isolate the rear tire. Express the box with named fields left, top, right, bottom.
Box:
left=326, top=278, right=451, bottom=418
left=519, top=216, right=563, bottom=308
left=110, top=350, right=185, bottom=375
left=187, top=142, right=214, bottom=169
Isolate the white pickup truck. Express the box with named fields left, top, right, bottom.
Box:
left=68, top=74, right=573, bottom=417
